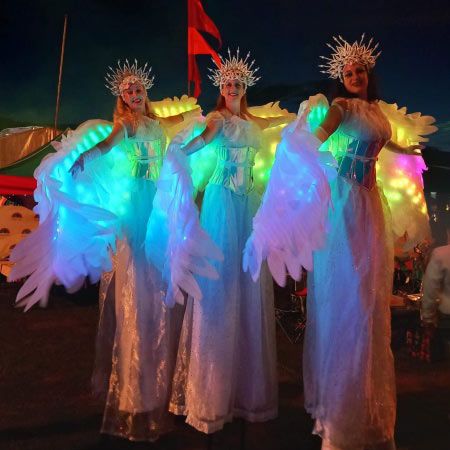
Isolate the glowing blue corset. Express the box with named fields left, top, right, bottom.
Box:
left=209, top=145, right=257, bottom=195
left=337, top=139, right=385, bottom=190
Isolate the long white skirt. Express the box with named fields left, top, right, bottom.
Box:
left=169, top=184, right=278, bottom=434
left=92, top=178, right=182, bottom=441
left=304, top=176, right=396, bottom=449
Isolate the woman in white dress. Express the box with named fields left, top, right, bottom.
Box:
left=244, top=35, right=430, bottom=450
left=9, top=58, right=221, bottom=442
left=304, top=36, right=430, bottom=450
left=168, top=50, right=292, bottom=434
left=68, top=60, right=200, bottom=441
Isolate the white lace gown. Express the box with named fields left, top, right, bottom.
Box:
left=92, top=117, right=182, bottom=441
left=169, top=112, right=278, bottom=434
left=304, top=99, right=397, bottom=449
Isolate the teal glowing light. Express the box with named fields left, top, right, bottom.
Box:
left=83, top=136, right=94, bottom=148
left=83, top=192, right=94, bottom=204
left=63, top=158, right=73, bottom=171
left=98, top=126, right=110, bottom=138
left=59, top=206, right=68, bottom=221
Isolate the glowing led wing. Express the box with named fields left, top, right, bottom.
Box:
left=187, top=129, right=218, bottom=194
left=244, top=96, right=337, bottom=285
left=146, top=123, right=223, bottom=306
left=303, top=95, right=437, bottom=248
left=152, top=94, right=200, bottom=139
left=248, top=102, right=295, bottom=193
left=377, top=101, right=437, bottom=248
left=9, top=120, right=130, bottom=310
left=152, top=96, right=216, bottom=193
left=299, top=93, right=354, bottom=160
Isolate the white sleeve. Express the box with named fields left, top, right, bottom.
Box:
left=145, top=129, right=223, bottom=307
left=243, top=120, right=336, bottom=286
left=421, top=252, right=444, bottom=325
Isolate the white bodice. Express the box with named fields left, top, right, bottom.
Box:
left=334, top=98, right=392, bottom=189
left=207, top=112, right=262, bottom=195
left=336, top=98, right=391, bottom=143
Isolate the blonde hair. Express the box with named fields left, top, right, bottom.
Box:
left=113, top=96, right=157, bottom=133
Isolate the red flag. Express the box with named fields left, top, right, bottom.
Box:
left=189, top=0, right=221, bottom=45
left=188, top=0, right=222, bottom=98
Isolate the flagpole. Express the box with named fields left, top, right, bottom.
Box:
left=54, top=14, right=68, bottom=131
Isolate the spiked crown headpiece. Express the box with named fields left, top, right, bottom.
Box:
left=319, top=34, right=381, bottom=81
left=105, top=59, right=154, bottom=97
left=208, top=48, right=260, bottom=90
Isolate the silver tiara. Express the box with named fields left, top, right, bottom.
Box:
left=208, top=48, right=260, bottom=89
left=105, top=59, right=155, bottom=96
left=319, top=34, right=381, bottom=80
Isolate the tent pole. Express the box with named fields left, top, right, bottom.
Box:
left=54, top=15, right=68, bottom=132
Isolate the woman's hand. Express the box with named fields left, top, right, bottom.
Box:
left=182, top=106, right=203, bottom=121
left=68, top=146, right=102, bottom=177
left=404, top=144, right=425, bottom=155
left=385, top=140, right=425, bottom=155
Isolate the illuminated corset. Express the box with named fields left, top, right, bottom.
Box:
left=127, top=138, right=163, bottom=180
left=337, top=139, right=385, bottom=190
left=209, top=145, right=257, bottom=195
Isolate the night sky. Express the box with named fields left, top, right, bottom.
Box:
left=1, top=0, right=449, bottom=147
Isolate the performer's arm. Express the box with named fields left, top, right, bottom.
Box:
left=69, top=121, right=126, bottom=176
left=312, top=100, right=346, bottom=143
left=158, top=106, right=202, bottom=128
left=250, top=113, right=297, bottom=130
left=181, top=116, right=222, bottom=155
left=384, top=139, right=424, bottom=155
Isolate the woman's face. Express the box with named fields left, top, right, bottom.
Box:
left=220, top=79, right=245, bottom=104
left=121, top=82, right=147, bottom=112
left=342, top=63, right=369, bottom=98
